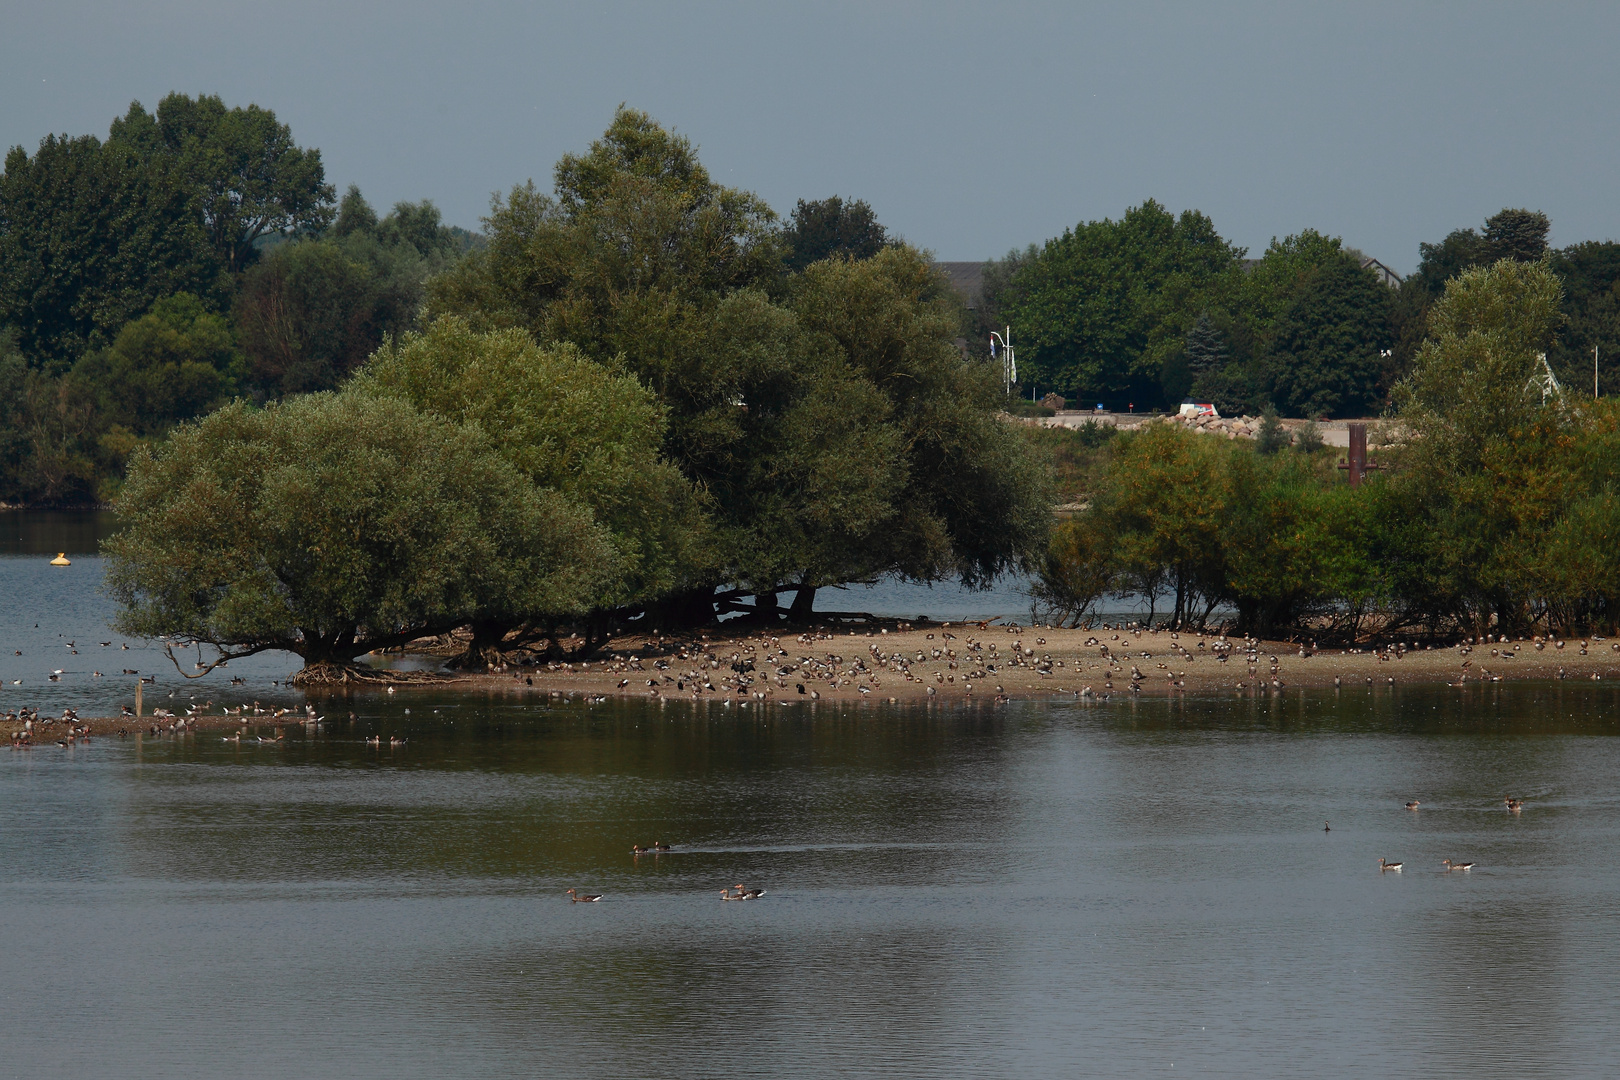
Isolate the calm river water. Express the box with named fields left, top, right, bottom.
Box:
left=4, top=514, right=1620, bottom=1078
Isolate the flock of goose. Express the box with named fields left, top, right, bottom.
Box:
left=566, top=844, right=766, bottom=903
left=1373, top=796, right=1525, bottom=873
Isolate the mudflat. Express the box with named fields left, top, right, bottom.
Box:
left=19, top=624, right=1617, bottom=742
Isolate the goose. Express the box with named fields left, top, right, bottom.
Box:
left=566, top=889, right=603, bottom=902
left=1378, top=858, right=1403, bottom=872
left=1442, top=859, right=1475, bottom=872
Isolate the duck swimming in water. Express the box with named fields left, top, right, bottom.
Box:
left=1504, top=797, right=1523, bottom=812
left=1378, top=858, right=1403, bottom=872
left=566, top=888, right=603, bottom=902
left=1405, top=800, right=1421, bottom=811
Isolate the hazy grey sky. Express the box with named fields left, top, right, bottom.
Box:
left=5, top=2, right=1617, bottom=272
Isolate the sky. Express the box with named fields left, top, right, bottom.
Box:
left=4, top=1, right=1618, bottom=274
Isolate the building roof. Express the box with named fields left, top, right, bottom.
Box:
left=935, top=261, right=986, bottom=308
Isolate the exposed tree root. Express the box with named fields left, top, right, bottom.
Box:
left=291, top=663, right=465, bottom=687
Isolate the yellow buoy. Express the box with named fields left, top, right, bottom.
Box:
left=49, top=552, right=71, bottom=566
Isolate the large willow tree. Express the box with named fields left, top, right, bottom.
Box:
left=104, top=393, right=614, bottom=679
left=429, top=107, right=1050, bottom=621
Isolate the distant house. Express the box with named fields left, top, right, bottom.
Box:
left=1239, top=253, right=1404, bottom=288
left=1359, top=257, right=1403, bottom=288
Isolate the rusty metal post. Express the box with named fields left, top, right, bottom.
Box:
left=1346, top=423, right=1367, bottom=487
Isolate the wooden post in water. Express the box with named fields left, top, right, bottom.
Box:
left=135, top=678, right=142, bottom=718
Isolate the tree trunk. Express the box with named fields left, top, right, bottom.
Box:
left=790, top=584, right=817, bottom=621
left=456, top=618, right=512, bottom=669
left=646, top=587, right=717, bottom=630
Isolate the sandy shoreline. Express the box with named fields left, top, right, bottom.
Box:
left=17, top=623, right=1618, bottom=743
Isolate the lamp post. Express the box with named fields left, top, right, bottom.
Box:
left=989, top=328, right=1016, bottom=396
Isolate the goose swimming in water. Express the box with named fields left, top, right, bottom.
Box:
left=1441, top=859, right=1475, bottom=872
left=566, top=888, right=603, bottom=902
left=1378, top=858, right=1403, bottom=872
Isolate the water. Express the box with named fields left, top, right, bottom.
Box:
left=5, top=513, right=1620, bottom=1078
left=0, top=512, right=307, bottom=717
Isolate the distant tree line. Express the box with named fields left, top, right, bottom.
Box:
left=1035, top=260, right=1620, bottom=638
left=972, top=203, right=1620, bottom=417
left=0, top=93, right=476, bottom=504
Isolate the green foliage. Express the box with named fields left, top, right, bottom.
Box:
left=430, top=109, right=1050, bottom=617
left=1394, top=259, right=1565, bottom=474
left=998, top=213, right=1397, bottom=417
left=0, top=130, right=224, bottom=370
left=1547, top=241, right=1620, bottom=393
left=1017, top=422, right=1116, bottom=503
left=1263, top=252, right=1393, bottom=417
left=353, top=317, right=712, bottom=616
left=1255, top=407, right=1289, bottom=454
left=1294, top=419, right=1326, bottom=454
left=783, top=196, right=892, bottom=271
left=104, top=393, right=615, bottom=669
left=235, top=188, right=460, bottom=396
left=111, top=93, right=335, bottom=274
left=234, top=239, right=374, bottom=394
left=72, top=293, right=240, bottom=435
left=1183, top=312, right=1228, bottom=374
left=1036, top=266, right=1620, bottom=640
left=1481, top=209, right=1550, bottom=264
left=1005, top=200, right=1244, bottom=405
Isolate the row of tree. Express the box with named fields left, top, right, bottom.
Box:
left=1036, top=260, right=1620, bottom=637
left=974, top=204, right=1620, bottom=418
left=0, top=94, right=475, bottom=503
